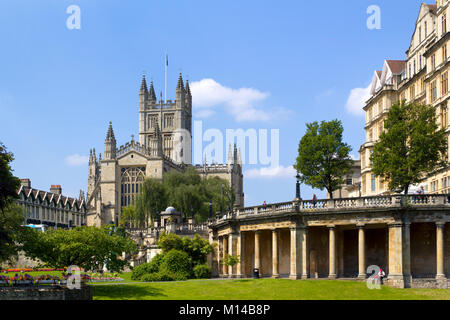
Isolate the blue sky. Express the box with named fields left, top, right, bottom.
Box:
left=0, top=0, right=428, bottom=206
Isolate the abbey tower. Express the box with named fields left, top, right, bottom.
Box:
left=86, top=72, right=244, bottom=227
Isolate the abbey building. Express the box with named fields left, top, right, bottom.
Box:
left=86, top=73, right=244, bottom=227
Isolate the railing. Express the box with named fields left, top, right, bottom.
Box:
left=117, top=140, right=150, bottom=157
left=215, top=194, right=450, bottom=223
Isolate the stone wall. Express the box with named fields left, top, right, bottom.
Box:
left=0, top=285, right=92, bottom=300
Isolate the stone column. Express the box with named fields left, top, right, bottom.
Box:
left=228, top=233, right=235, bottom=277
left=254, top=231, right=261, bottom=271
left=329, top=226, right=337, bottom=279
left=301, top=227, right=309, bottom=279
left=237, top=232, right=244, bottom=278
left=402, top=222, right=411, bottom=286
left=357, top=224, right=366, bottom=279
left=436, top=222, right=446, bottom=280
left=387, top=223, right=404, bottom=288
left=272, top=229, right=279, bottom=278
left=289, top=227, right=300, bottom=279
left=223, top=235, right=228, bottom=277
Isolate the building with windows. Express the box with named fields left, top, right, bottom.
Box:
left=360, top=1, right=450, bottom=196
left=327, top=160, right=361, bottom=199
left=86, top=73, right=244, bottom=227
left=15, top=179, right=86, bottom=229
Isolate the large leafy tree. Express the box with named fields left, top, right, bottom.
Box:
left=294, top=120, right=353, bottom=198
left=19, top=225, right=137, bottom=272
left=133, top=168, right=232, bottom=226
left=157, top=233, right=213, bottom=266
left=135, top=179, right=167, bottom=228
left=371, top=101, right=447, bottom=195
left=0, top=142, right=23, bottom=263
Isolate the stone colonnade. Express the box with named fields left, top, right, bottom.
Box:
left=216, top=221, right=448, bottom=288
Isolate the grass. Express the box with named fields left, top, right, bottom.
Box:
left=91, top=278, right=450, bottom=300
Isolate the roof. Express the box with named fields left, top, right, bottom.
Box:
left=427, top=4, right=437, bottom=14
left=17, top=185, right=85, bottom=209
left=385, top=60, right=406, bottom=74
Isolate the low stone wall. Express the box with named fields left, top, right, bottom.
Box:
left=0, top=285, right=92, bottom=300
left=410, top=279, right=449, bottom=289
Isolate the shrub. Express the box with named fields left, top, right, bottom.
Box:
left=193, top=264, right=211, bottom=279
left=131, top=253, right=166, bottom=280
left=141, top=270, right=188, bottom=282
left=160, top=249, right=191, bottom=275
left=147, top=253, right=165, bottom=273
left=131, top=263, right=151, bottom=281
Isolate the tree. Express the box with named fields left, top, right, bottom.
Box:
left=371, top=101, right=447, bottom=195
left=294, top=120, right=353, bottom=198
left=0, top=142, right=20, bottom=214
left=221, top=254, right=240, bottom=268
left=0, top=142, right=24, bottom=263
left=157, top=233, right=212, bottom=267
left=0, top=203, right=25, bottom=263
left=135, top=179, right=167, bottom=228
left=134, top=168, right=232, bottom=224
left=19, top=226, right=137, bottom=272
left=119, top=205, right=136, bottom=228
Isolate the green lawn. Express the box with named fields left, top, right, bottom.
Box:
left=91, top=278, right=450, bottom=300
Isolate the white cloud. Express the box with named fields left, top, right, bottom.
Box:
left=345, top=83, right=371, bottom=116
left=65, top=154, right=89, bottom=166
left=245, top=165, right=296, bottom=179
left=190, top=78, right=290, bottom=122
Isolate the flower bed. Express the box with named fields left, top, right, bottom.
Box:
left=0, top=268, right=67, bottom=273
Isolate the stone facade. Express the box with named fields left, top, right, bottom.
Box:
left=86, top=73, right=244, bottom=227
left=15, top=179, right=86, bottom=229
left=360, top=0, right=450, bottom=196
left=209, top=195, right=450, bottom=288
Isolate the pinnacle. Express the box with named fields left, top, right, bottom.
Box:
left=177, top=73, right=184, bottom=91
left=106, top=122, right=116, bottom=141
left=185, top=79, right=191, bottom=95
left=149, top=81, right=156, bottom=100
left=140, top=75, right=148, bottom=93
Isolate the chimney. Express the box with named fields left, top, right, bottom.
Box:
left=50, top=185, right=62, bottom=195
left=20, top=179, right=31, bottom=188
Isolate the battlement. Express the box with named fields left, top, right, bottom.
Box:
left=194, top=163, right=231, bottom=174
left=117, top=139, right=150, bottom=157
left=146, top=100, right=178, bottom=110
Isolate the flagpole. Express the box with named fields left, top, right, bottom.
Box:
left=165, top=54, right=168, bottom=103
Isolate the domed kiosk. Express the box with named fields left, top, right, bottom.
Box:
left=160, top=206, right=182, bottom=228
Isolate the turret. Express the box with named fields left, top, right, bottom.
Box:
left=87, top=148, right=98, bottom=200
left=176, top=73, right=185, bottom=109
left=139, top=75, right=148, bottom=111
left=185, top=79, right=192, bottom=109
left=149, top=80, right=157, bottom=105
left=104, top=122, right=117, bottom=160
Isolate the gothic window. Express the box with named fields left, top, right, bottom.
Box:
left=164, top=113, right=174, bottom=128
left=149, top=115, right=158, bottom=129
left=120, top=167, right=145, bottom=209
